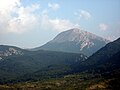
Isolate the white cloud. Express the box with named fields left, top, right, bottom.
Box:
left=0, top=0, right=20, bottom=10
left=8, top=4, right=40, bottom=33
left=42, top=9, right=49, bottom=15
left=8, top=7, right=39, bottom=33
left=0, top=0, right=79, bottom=34
left=75, top=10, right=91, bottom=20
left=0, top=0, right=40, bottom=34
left=48, top=3, right=60, bottom=11
left=49, top=19, right=80, bottom=32
left=99, top=23, right=108, bottom=31
left=40, top=14, right=80, bottom=32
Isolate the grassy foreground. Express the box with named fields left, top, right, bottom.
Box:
left=0, top=72, right=117, bottom=90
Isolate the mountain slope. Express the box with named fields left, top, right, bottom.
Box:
left=0, top=45, right=25, bottom=60
left=95, top=51, right=120, bottom=73
left=84, top=37, right=120, bottom=66
left=71, top=37, right=120, bottom=73
left=0, top=47, right=87, bottom=83
left=33, top=28, right=109, bottom=56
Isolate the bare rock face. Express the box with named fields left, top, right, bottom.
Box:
left=0, top=45, right=24, bottom=59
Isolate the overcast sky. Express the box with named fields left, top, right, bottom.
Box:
left=0, top=0, right=120, bottom=48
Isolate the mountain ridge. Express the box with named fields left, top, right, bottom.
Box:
left=33, top=28, right=110, bottom=56
left=71, top=37, right=120, bottom=73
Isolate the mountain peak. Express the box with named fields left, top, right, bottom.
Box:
left=69, top=28, right=81, bottom=33
left=52, top=28, right=109, bottom=43
left=34, top=28, right=110, bottom=56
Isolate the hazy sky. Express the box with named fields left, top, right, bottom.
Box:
left=0, top=0, right=120, bottom=48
